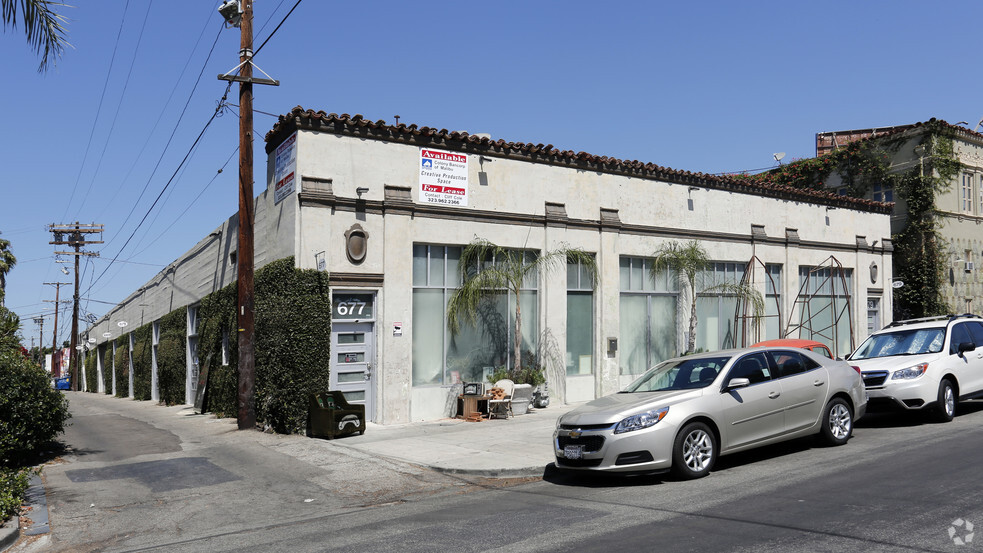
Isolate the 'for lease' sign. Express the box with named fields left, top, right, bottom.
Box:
left=419, top=148, right=468, bottom=207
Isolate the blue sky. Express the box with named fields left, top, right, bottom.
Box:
left=3, top=0, right=981, bottom=347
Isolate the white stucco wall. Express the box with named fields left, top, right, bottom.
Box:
left=288, top=125, right=892, bottom=424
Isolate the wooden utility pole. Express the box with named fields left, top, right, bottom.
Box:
left=32, top=316, right=44, bottom=365
left=43, top=281, right=70, bottom=355
left=49, top=223, right=103, bottom=391
left=218, top=0, right=278, bottom=430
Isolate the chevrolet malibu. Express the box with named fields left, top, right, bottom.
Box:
left=553, top=347, right=866, bottom=479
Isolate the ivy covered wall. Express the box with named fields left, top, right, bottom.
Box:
left=107, top=257, right=332, bottom=433
left=197, top=257, right=332, bottom=433
left=156, top=309, right=188, bottom=406
left=114, top=339, right=130, bottom=398
left=84, top=350, right=96, bottom=393
left=747, top=121, right=959, bottom=319
left=131, top=324, right=152, bottom=401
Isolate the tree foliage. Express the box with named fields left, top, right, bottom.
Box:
left=1, top=0, right=72, bottom=72
left=0, top=346, right=70, bottom=466
left=651, top=240, right=764, bottom=354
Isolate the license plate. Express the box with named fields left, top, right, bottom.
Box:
left=563, top=445, right=584, bottom=460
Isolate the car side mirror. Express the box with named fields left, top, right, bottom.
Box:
left=726, top=377, right=750, bottom=390
left=958, top=342, right=976, bottom=355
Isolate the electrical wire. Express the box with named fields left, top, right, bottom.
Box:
left=254, top=0, right=303, bottom=57
left=102, top=25, right=226, bottom=252
left=73, top=0, right=155, bottom=218
left=130, top=147, right=238, bottom=259
left=84, top=86, right=231, bottom=298
left=94, top=3, right=222, bottom=224
left=59, top=1, right=131, bottom=222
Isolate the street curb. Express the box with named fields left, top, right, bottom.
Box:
left=428, top=465, right=548, bottom=479
left=0, top=517, right=19, bottom=552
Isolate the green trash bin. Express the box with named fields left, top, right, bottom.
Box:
left=308, top=391, right=365, bottom=439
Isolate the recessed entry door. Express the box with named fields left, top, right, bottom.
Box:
left=330, top=292, right=376, bottom=421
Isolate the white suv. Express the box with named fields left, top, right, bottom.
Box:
left=848, top=314, right=983, bottom=422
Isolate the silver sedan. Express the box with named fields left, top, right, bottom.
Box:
left=553, top=347, right=866, bottom=479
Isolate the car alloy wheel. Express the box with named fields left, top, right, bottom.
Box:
left=934, top=379, right=956, bottom=422
left=672, top=422, right=716, bottom=479
left=828, top=402, right=851, bottom=440
left=819, top=398, right=852, bottom=446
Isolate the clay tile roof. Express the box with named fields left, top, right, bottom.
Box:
left=264, top=106, right=892, bottom=214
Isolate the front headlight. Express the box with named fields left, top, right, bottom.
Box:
left=892, top=363, right=928, bottom=380
left=614, top=407, right=669, bottom=434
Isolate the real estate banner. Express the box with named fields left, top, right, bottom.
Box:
left=274, top=132, right=297, bottom=204
left=419, top=148, right=468, bottom=207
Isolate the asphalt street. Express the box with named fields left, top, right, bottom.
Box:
left=10, top=393, right=983, bottom=552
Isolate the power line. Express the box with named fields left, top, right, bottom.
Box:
left=84, top=92, right=230, bottom=298
left=60, top=1, right=132, bottom=222
left=131, top=147, right=238, bottom=259
left=102, top=24, right=226, bottom=253
left=74, top=0, right=155, bottom=218
left=94, top=4, right=222, bottom=224
left=254, top=0, right=303, bottom=56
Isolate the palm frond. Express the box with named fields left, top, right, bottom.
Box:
left=3, top=0, right=73, bottom=72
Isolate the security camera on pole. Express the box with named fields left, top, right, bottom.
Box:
left=217, top=0, right=278, bottom=430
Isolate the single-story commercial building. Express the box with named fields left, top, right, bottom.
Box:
left=85, top=107, right=894, bottom=424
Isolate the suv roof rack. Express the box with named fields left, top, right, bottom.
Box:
left=885, top=313, right=981, bottom=328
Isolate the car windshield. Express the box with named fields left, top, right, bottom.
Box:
left=850, top=328, right=945, bottom=359
left=623, top=356, right=731, bottom=392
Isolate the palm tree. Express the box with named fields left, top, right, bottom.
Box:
left=651, top=240, right=763, bottom=354
left=2, top=0, right=72, bottom=72
left=447, top=238, right=597, bottom=379
left=0, top=231, right=16, bottom=307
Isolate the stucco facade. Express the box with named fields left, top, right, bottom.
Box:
left=817, top=120, right=983, bottom=314
left=87, top=108, right=893, bottom=425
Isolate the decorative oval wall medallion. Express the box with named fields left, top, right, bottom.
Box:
left=345, top=224, right=368, bottom=264
left=869, top=262, right=878, bottom=284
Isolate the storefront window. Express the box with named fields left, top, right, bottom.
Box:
left=619, top=257, right=677, bottom=375
left=696, top=262, right=744, bottom=352
left=764, top=264, right=782, bottom=340
left=412, top=244, right=537, bottom=386
left=566, top=257, right=594, bottom=375
left=798, top=266, right=853, bottom=356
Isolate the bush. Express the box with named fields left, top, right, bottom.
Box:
left=0, top=348, right=70, bottom=466
left=0, top=467, right=32, bottom=523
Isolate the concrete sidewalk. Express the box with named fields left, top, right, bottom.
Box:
left=328, top=403, right=577, bottom=478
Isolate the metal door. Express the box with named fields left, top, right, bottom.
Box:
left=330, top=321, right=375, bottom=420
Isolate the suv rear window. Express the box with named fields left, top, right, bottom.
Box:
left=850, top=328, right=945, bottom=359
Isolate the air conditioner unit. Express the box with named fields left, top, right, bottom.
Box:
left=966, top=261, right=975, bottom=273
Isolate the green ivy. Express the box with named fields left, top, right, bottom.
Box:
left=131, top=324, right=152, bottom=400
left=156, top=309, right=188, bottom=406
left=196, top=257, right=332, bottom=433
left=114, top=339, right=130, bottom=398
left=84, top=350, right=97, bottom=393
left=746, top=121, right=959, bottom=318
left=253, top=258, right=332, bottom=433
left=197, top=280, right=238, bottom=419
left=102, top=344, right=112, bottom=395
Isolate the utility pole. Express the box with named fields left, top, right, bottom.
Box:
left=43, top=282, right=71, bottom=359
left=32, top=316, right=44, bottom=366
left=218, top=0, right=278, bottom=430
left=49, top=223, right=103, bottom=391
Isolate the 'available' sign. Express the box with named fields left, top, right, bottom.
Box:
left=419, top=148, right=468, bottom=206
